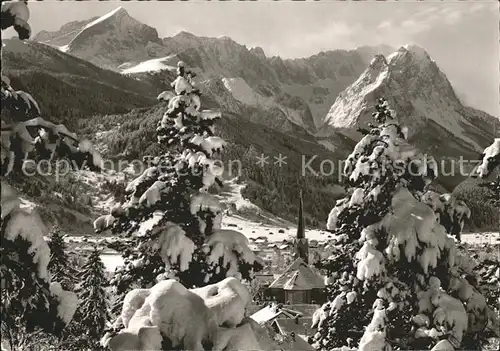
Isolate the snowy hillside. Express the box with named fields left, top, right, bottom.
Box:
left=221, top=77, right=306, bottom=128
left=321, top=45, right=498, bottom=153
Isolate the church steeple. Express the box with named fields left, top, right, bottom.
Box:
left=297, top=190, right=305, bottom=239
left=294, top=190, right=309, bottom=263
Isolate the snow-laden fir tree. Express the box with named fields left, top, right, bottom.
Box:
left=477, top=138, right=500, bottom=180
left=94, top=60, right=262, bottom=296
left=74, top=247, right=110, bottom=349
left=47, top=225, right=77, bottom=291
left=474, top=138, right=500, bottom=325
left=310, top=99, right=498, bottom=351
left=1, top=1, right=102, bottom=347
left=477, top=138, right=500, bottom=209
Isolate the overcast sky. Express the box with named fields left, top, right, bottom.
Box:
left=17, top=0, right=500, bottom=117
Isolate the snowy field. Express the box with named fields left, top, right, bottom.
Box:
left=221, top=213, right=329, bottom=242
left=461, top=231, right=500, bottom=246
left=68, top=230, right=499, bottom=273
left=99, top=252, right=124, bottom=272
left=71, top=167, right=500, bottom=246
left=65, top=174, right=499, bottom=272
left=217, top=178, right=331, bottom=242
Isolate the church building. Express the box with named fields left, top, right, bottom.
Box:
left=267, top=192, right=326, bottom=304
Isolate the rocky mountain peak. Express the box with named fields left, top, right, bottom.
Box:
left=387, top=45, right=433, bottom=70
left=57, top=7, right=164, bottom=69
left=250, top=46, right=266, bottom=59
left=368, top=54, right=388, bottom=70
left=172, top=30, right=198, bottom=40
left=321, top=44, right=496, bottom=155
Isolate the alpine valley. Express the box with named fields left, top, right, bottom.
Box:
left=3, top=6, right=498, bottom=231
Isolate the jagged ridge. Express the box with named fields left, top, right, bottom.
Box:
left=321, top=45, right=498, bottom=154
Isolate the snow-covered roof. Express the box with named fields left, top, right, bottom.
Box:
left=270, top=323, right=316, bottom=351
left=268, top=258, right=325, bottom=290
left=273, top=317, right=314, bottom=337
left=249, top=304, right=303, bottom=324
left=254, top=274, right=275, bottom=285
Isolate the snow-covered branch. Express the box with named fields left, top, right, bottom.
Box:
left=103, top=278, right=277, bottom=351
left=477, top=138, right=500, bottom=178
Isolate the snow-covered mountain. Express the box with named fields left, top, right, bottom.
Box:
left=320, top=45, right=498, bottom=155
left=34, top=17, right=97, bottom=46
left=33, top=7, right=392, bottom=132
left=35, top=7, right=165, bottom=71
left=27, top=7, right=498, bottom=193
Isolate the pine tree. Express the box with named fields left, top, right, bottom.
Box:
left=1, top=2, right=101, bottom=345
left=75, top=247, right=109, bottom=349
left=476, top=138, right=500, bottom=180
left=95, top=61, right=262, bottom=296
left=474, top=139, right=500, bottom=328
left=310, top=99, right=498, bottom=351
left=477, top=138, right=500, bottom=211
left=47, top=226, right=75, bottom=290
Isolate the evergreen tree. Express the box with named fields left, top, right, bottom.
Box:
left=75, top=247, right=109, bottom=349
left=310, top=99, right=497, bottom=351
left=474, top=139, right=500, bottom=325
left=476, top=138, right=500, bottom=180
left=477, top=138, right=500, bottom=214
left=1, top=2, right=101, bottom=346
left=47, top=225, right=75, bottom=290
left=95, top=61, right=262, bottom=296
left=484, top=175, right=500, bottom=207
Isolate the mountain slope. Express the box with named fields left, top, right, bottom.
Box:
left=78, top=100, right=350, bottom=226
left=2, top=38, right=157, bottom=127
left=33, top=17, right=98, bottom=46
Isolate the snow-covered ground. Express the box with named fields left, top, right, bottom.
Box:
left=216, top=178, right=330, bottom=241
left=66, top=173, right=499, bottom=272
left=65, top=171, right=499, bottom=271
left=221, top=77, right=306, bottom=128
left=100, top=252, right=124, bottom=272
left=73, top=165, right=137, bottom=212
left=221, top=214, right=327, bottom=242
left=74, top=231, right=499, bottom=273
left=461, top=231, right=500, bottom=246
left=120, top=55, right=177, bottom=74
